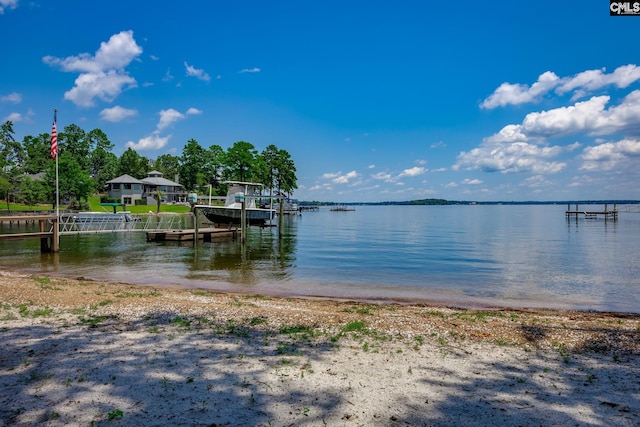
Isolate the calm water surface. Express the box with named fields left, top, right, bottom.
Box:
left=1, top=205, right=639, bottom=313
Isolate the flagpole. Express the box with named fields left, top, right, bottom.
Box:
left=53, top=109, right=60, bottom=248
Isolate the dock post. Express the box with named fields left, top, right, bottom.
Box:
left=193, top=207, right=199, bottom=246
left=39, top=218, right=50, bottom=253
left=241, top=198, right=246, bottom=243
left=52, top=216, right=59, bottom=252
left=278, top=197, right=284, bottom=238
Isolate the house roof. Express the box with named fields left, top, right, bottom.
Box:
left=141, top=176, right=183, bottom=187
left=106, top=174, right=143, bottom=184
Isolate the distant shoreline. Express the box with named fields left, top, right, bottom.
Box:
left=299, top=199, right=640, bottom=206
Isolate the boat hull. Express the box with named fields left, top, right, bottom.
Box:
left=201, top=206, right=274, bottom=226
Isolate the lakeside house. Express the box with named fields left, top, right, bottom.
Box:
left=106, top=171, right=187, bottom=205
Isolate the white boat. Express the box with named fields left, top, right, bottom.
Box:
left=60, top=211, right=137, bottom=232
left=196, top=181, right=275, bottom=226
left=73, top=212, right=134, bottom=223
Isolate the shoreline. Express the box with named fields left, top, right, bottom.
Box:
left=3, top=265, right=636, bottom=316
left=1, top=270, right=639, bottom=426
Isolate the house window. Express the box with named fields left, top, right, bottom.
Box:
left=124, top=183, right=132, bottom=190
left=123, top=197, right=132, bottom=205
left=133, top=184, right=140, bottom=190
left=112, top=183, right=120, bottom=190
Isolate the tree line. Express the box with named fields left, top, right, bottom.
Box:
left=0, top=120, right=297, bottom=209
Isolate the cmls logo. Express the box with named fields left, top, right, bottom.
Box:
left=610, top=1, right=640, bottom=15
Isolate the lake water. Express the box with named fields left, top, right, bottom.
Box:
left=1, top=205, right=639, bottom=313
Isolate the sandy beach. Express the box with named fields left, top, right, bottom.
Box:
left=0, top=269, right=638, bottom=426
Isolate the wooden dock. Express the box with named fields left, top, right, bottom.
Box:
left=0, top=215, right=59, bottom=252
left=146, top=228, right=238, bottom=242
left=565, top=204, right=618, bottom=221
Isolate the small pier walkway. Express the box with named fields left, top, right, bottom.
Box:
left=0, top=215, right=59, bottom=252
left=565, top=204, right=618, bottom=221
left=146, top=228, right=237, bottom=242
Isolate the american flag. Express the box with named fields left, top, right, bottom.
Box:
left=51, top=122, right=58, bottom=160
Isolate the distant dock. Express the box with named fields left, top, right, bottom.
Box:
left=146, top=228, right=237, bottom=242
left=565, top=203, right=618, bottom=221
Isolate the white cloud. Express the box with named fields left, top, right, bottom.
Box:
left=461, top=178, right=483, bottom=185
left=126, top=131, right=171, bottom=150
left=454, top=141, right=565, bottom=174
left=63, top=71, right=137, bottom=107
left=481, top=71, right=560, bottom=109
left=368, top=164, right=375, bottom=169
left=127, top=107, right=200, bottom=151
left=99, top=105, right=138, bottom=122
left=157, top=108, right=186, bottom=130
left=321, top=172, right=341, bottom=179
left=482, top=64, right=640, bottom=109
left=520, top=91, right=640, bottom=138
left=398, top=166, right=426, bottom=178
left=43, top=30, right=142, bottom=107
left=2, top=109, right=33, bottom=123
left=163, top=68, right=174, bottom=82
left=184, top=62, right=211, bottom=81
left=239, top=68, right=261, bottom=73
left=520, top=95, right=611, bottom=137
left=1, top=92, right=21, bottom=103
left=580, top=138, right=640, bottom=171
left=371, top=172, right=392, bottom=181
left=556, top=64, right=640, bottom=96
left=332, top=171, right=358, bottom=184
left=484, top=124, right=528, bottom=144
left=0, top=0, right=18, bottom=14
left=2, top=112, right=23, bottom=122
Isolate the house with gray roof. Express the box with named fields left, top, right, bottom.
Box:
left=106, top=171, right=186, bottom=205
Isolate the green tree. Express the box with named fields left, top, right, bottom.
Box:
left=59, top=124, right=91, bottom=170
left=179, top=139, right=206, bottom=191
left=224, top=141, right=258, bottom=182
left=45, top=153, right=93, bottom=209
left=204, top=144, right=226, bottom=188
left=0, top=121, right=24, bottom=210
left=87, top=129, right=117, bottom=192
left=0, top=177, right=10, bottom=201
left=259, top=145, right=297, bottom=197
left=154, top=154, right=180, bottom=182
left=21, top=134, right=51, bottom=174
left=118, top=147, right=149, bottom=179
left=19, top=177, right=49, bottom=207
left=1, top=121, right=23, bottom=171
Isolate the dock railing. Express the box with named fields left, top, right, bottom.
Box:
left=58, top=213, right=194, bottom=234
left=565, top=203, right=618, bottom=221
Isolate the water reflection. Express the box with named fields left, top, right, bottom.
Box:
left=188, top=225, right=297, bottom=286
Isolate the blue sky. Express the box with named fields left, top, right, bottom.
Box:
left=1, top=1, right=639, bottom=202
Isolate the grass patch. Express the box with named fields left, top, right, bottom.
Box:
left=424, top=310, right=447, bottom=318
left=170, top=316, right=192, bottom=328
left=31, top=307, right=54, bottom=318
left=342, top=321, right=366, bottom=333
left=455, top=310, right=506, bottom=322
left=114, top=291, right=162, bottom=298
left=248, top=316, right=267, bottom=326
left=107, top=409, right=123, bottom=421
left=279, top=324, right=314, bottom=335
left=79, top=315, right=117, bottom=327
